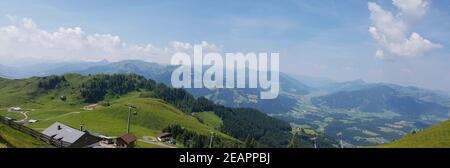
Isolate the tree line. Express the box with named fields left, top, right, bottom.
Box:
left=162, top=125, right=240, bottom=148
left=38, top=75, right=68, bottom=90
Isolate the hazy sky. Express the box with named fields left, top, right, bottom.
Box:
left=0, top=0, right=449, bottom=91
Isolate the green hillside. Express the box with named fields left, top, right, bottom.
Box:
left=26, top=94, right=236, bottom=140
left=0, top=74, right=292, bottom=148
left=0, top=75, right=238, bottom=147
left=379, top=120, right=450, bottom=148
left=0, top=123, right=52, bottom=148
left=193, top=112, right=223, bottom=129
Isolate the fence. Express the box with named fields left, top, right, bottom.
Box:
left=0, top=115, right=71, bottom=148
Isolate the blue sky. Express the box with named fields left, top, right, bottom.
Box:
left=0, top=0, right=449, bottom=91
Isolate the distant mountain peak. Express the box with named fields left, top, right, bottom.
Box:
left=97, top=59, right=109, bottom=64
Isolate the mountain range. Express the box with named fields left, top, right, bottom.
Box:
left=1, top=60, right=449, bottom=146
left=62, top=60, right=310, bottom=114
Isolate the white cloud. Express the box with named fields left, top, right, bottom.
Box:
left=375, top=50, right=386, bottom=60
left=368, top=0, right=442, bottom=60
left=169, top=41, right=220, bottom=53
left=393, top=0, right=429, bottom=19
left=0, top=17, right=220, bottom=65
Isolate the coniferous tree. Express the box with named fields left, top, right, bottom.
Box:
left=244, top=135, right=257, bottom=148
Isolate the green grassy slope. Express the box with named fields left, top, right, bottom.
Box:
left=0, top=75, right=239, bottom=148
left=193, top=112, right=223, bottom=129
left=28, top=93, right=236, bottom=140
left=0, top=123, right=52, bottom=148
left=0, top=74, right=87, bottom=107
left=378, top=120, right=450, bottom=148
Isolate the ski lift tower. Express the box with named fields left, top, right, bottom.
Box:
left=126, top=104, right=138, bottom=133
left=310, top=137, right=317, bottom=149
left=209, top=132, right=215, bottom=148
left=337, top=132, right=344, bottom=148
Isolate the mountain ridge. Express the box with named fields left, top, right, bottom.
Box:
left=0, top=73, right=302, bottom=147
left=2, top=60, right=449, bottom=147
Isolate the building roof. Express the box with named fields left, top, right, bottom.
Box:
left=118, top=133, right=137, bottom=144
left=9, top=107, right=21, bottom=111
left=157, top=132, right=172, bottom=138
left=41, top=122, right=85, bottom=143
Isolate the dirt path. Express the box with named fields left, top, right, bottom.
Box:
left=15, top=111, right=29, bottom=123
left=138, top=136, right=176, bottom=148
left=43, top=112, right=81, bottom=121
